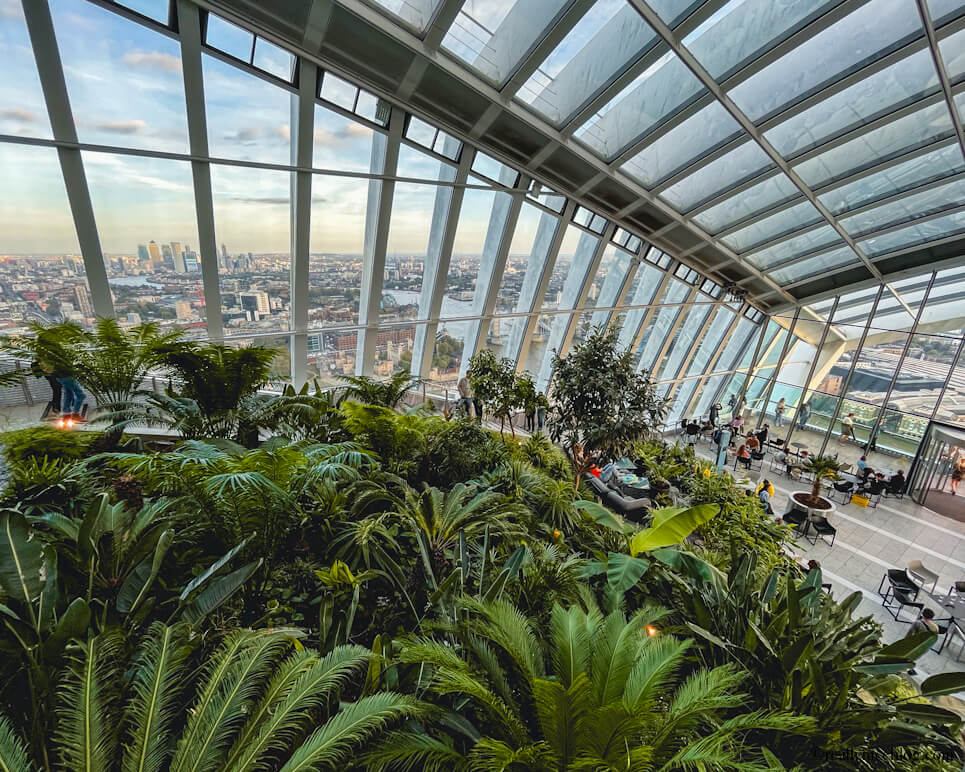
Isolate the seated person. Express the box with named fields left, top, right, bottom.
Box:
left=775, top=445, right=790, bottom=467
left=735, top=443, right=751, bottom=469
left=745, top=434, right=760, bottom=452
left=731, top=416, right=745, bottom=434
left=889, top=469, right=906, bottom=494
left=685, top=420, right=700, bottom=437
left=856, top=455, right=868, bottom=473
left=756, top=424, right=770, bottom=445
left=788, top=450, right=809, bottom=479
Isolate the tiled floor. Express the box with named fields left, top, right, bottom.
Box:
left=692, top=439, right=965, bottom=680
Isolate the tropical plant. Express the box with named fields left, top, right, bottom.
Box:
left=548, top=325, right=667, bottom=487
left=372, top=600, right=813, bottom=770
left=0, top=623, right=423, bottom=772
left=2, top=318, right=185, bottom=408
left=802, top=454, right=842, bottom=507
left=338, top=370, right=423, bottom=409
left=659, top=548, right=964, bottom=769
left=466, top=350, right=522, bottom=436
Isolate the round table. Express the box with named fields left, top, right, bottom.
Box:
left=790, top=442, right=807, bottom=450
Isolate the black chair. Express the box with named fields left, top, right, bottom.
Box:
left=940, top=620, right=965, bottom=661
left=879, top=569, right=924, bottom=622
left=804, top=516, right=836, bottom=548
left=866, top=480, right=886, bottom=508
left=831, top=480, right=854, bottom=504
left=768, top=455, right=787, bottom=475
left=782, top=506, right=809, bottom=537
left=749, top=450, right=765, bottom=470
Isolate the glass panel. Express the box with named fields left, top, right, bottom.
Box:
left=887, top=334, right=957, bottom=417
left=929, top=0, right=965, bottom=24
left=586, top=245, right=633, bottom=323
left=308, top=175, right=369, bottom=331
left=516, top=1, right=657, bottom=125
left=0, top=0, right=51, bottom=138
left=728, top=0, right=923, bottom=122
left=115, top=0, right=170, bottom=24
left=52, top=0, right=188, bottom=152
left=575, top=50, right=703, bottom=159
left=617, top=102, right=741, bottom=182
left=769, top=245, right=858, bottom=284
left=205, top=13, right=253, bottom=61
left=307, top=328, right=357, bottom=386
left=319, top=72, right=357, bottom=111
left=85, top=152, right=203, bottom=332
left=636, top=278, right=689, bottom=372
left=368, top=0, right=443, bottom=32
left=312, top=105, right=380, bottom=173
left=211, top=165, right=291, bottom=334
left=443, top=181, right=505, bottom=320
left=382, top=182, right=450, bottom=321
left=940, top=26, right=965, bottom=81
left=616, top=262, right=664, bottom=351
left=494, top=202, right=559, bottom=316
left=919, top=266, right=965, bottom=328
left=688, top=0, right=844, bottom=80
left=818, top=143, right=965, bottom=215
left=858, top=209, right=965, bottom=255
left=745, top=226, right=841, bottom=269
left=442, top=0, right=571, bottom=85
left=874, top=408, right=927, bottom=464
left=655, top=303, right=711, bottom=381
left=0, top=143, right=92, bottom=332
left=685, top=306, right=735, bottom=377
left=371, top=323, right=421, bottom=377
left=793, top=102, right=954, bottom=188
left=252, top=37, right=294, bottom=81
left=203, top=54, right=292, bottom=165
left=541, top=227, right=597, bottom=310
left=764, top=48, right=940, bottom=159
left=425, top=326, right=466, bottom=390
left=722, top=200, right=823, bottom=252
left=840, top=178, right=965, bottom=237
left=692, top=173, right=800, bottom=233
left=659, top=141, right=773, bottom=211
left=396, top=142, right=457, bottom=181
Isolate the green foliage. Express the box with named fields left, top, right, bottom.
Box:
left=0, top=426, right=102, bottom=466
left=548, top=325, right=667, bottom=483
left=421, top=418, right=506, bottom=488
left=466, top=350, right=522, bottom=436
left=338, top=370, right=423, bottom=409
left=803, top=454, right=843, bottom=503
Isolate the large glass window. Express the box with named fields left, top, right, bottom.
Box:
left=659, top=142, right=773, bottom=212
left=312, top=105, right=381, bottom=173
left=203, top=54, right=292, bottom=165
left=0, top=1, right=51, bottom=138
left=0, top=144, right=92, bottom=331
left=52, top=0, right=188, bottom=153
left=84, top=152, right=203, bottom=333
left=211, top=165, right=292, bottom=334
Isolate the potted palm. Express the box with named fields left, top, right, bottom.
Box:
left=791, top=454, right=841, bottom=516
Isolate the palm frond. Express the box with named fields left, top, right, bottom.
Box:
left=121, top=623, right=193, bottom=772
left=278, top=693, right=423, bottom=772
left=360, top=730, right=467, bottom=772
left=0, top=715, right=34, bottom=772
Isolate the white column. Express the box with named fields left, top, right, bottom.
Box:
left=21, top=0, right=114, bottom=319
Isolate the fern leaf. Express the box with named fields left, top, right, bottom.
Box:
left=0, top=715, right=34, bottom=772
left=279, top=693, right=422, bottom=772
left=121, top=623, right=192, bottom=772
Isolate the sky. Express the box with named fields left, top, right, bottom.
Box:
left=0, top=0, right=505, bottom=256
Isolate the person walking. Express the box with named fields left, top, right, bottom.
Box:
left=31, top=358, right=62, bottom=418
left=536, top=392, right=548, bottom=432
left=952, top=458, right=964, bottom=495
left=798, top=400, right=811, bottom=429
left=709, top=402, right=720, bottom=426
left=774, top=397, right=786, bottom=427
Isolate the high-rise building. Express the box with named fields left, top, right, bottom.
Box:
left=183, top=251, right=200, bottom=272
left=147, top=241, right=161, bottom=268
left=170, top=241, right=182, bottom=265
left=161, top=244, right=173, bottom=268
left=137, top=244, right=150, bottom=264
left=172, top=250, right=186, bottom=273
left=221, top=243, right=228, bottom=269
left=175, top=300, right=192, bottom=319
left=73, top=285, right=93, bottom=318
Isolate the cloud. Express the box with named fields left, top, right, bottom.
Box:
left=231, top=196, right=289, bottom=205
left=122, top=51, right=182, bottom=73
left=0, top=0, right=23, bottom=20
left=311, top=195, right=329, bottom=203
left=313, top=123, right=373, bottom=146
left=272, top=125, right=291, bottom=142
left=235, top=127, right=262, bottom=142
left=0, top=109, right=37, bottom=123
left=94, top=120, right=148, bottom=134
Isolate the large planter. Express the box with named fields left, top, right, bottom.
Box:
left=791, top=490, right=836, bottom=519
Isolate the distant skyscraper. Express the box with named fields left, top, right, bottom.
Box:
left=170, top=241, right=182, bottom=262
left=137, top=244, right=150, bottom=263
left=73, top=285, right=93, bottom=318
left=183, top=251, right=200, bottom=272
left=161, top=244, right=173, bottom=267
left=175, top=301, right=192, bottom=320
left=147, top=241, right=161, bottom=268
left=221, top=243, right=228, bottom=266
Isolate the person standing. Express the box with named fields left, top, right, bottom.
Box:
left=536, top=392, right=548, bottom=432
left=798, top=400, right=811, bottom=429
left=456, top=373, right=472, bottom=417
left=709, top=402, right=720, bottom=426
left=952, top=458, right=964, bottom=495
left=467, top=369, right=483, bottom=423
left=840, top=412, right=856, bottom=443
left=775, top=397, right=786, bottom=427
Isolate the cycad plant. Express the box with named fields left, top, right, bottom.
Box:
left=338, top=370, right=424, bottom=409
left=0, top=623, right=422, bottom=772
left=372, top=600, right=813, bottom=770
